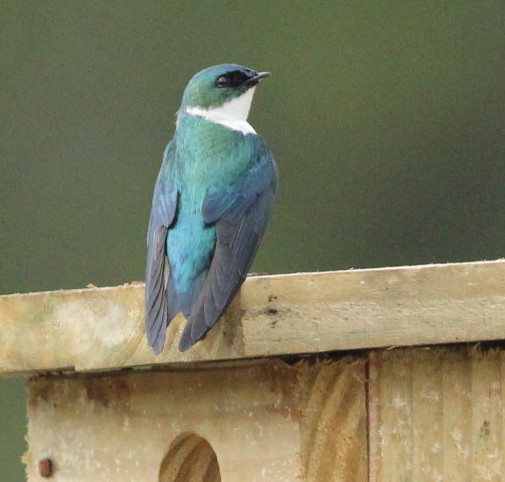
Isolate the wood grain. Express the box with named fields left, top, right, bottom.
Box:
left=368, top=347, right=505, bottom=481
left=24, top=358, right=366, bottom=481
left=1, top=259, right=505, bottom=374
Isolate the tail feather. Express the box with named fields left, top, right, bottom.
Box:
left=166, top=270, right=207, bottom=345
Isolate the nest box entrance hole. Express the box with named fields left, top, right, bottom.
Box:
left=159, top=432, right=221, bottom=482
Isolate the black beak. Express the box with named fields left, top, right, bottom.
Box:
left=245, top=71, right=271, bottom=86
left=252, top=71, right=271, bottom=81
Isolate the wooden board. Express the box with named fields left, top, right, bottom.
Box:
left=24, top=358, right=367, bottom=481
left=368, top=346, right=505, bottom=481
left=1, top=260, right=505, bottom=374
left=23, top=345, right=505, bottom=481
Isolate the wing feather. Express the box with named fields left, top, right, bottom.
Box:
left=179, top=144, right=278, bottom=351
left=145, top=141, right=178, bottom=354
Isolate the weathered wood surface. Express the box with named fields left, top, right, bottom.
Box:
left=368, top=346, right=505, bottom=481
left=1, top=260, right=505, bottom=374
left=25, top=345, right=505, bottom=481
left=24, top=358, right=367, bottom=481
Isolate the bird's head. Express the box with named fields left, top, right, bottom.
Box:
left=179, top=64, right=270, bottom=123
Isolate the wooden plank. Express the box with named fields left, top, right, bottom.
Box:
left=1, top=260, right=505, bottom=374
left=23, top=358, right=367, bottom=481
left=368, top=346, right=505, bottom=481
left=301, top=358, right=368, bottom=481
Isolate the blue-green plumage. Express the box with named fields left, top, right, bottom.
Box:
left=145, top=64, right=277, bottom=353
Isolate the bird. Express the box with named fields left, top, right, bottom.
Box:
left=145, top=64, right=278, bottom=353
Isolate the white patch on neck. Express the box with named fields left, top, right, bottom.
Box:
left=185, top=87, right=257, bottom=135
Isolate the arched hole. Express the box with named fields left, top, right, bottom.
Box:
left=159, top=432, right=221, bottom=482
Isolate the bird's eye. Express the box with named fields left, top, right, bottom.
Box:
left=215, top=76, right=229, bottom=88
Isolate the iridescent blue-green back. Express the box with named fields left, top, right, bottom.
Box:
left=145, top=113, right=277, bottom=352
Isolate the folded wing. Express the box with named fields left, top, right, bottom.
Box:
left=179, top=143, right=278, bottom=351
left=145, top=141, right=179, bottom=354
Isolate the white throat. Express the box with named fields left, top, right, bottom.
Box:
left=185, top=87, right=257, bottom=135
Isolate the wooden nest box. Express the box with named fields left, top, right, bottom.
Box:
left=1, top=260, right=505, bottom=481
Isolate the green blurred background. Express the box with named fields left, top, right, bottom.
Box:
left=1, top=1, right=504, bottom=479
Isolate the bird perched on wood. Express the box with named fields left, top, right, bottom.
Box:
left=145, top=64, right=278, bottom=353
